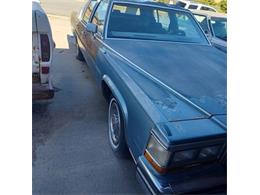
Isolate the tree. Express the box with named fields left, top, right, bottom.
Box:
left=195, top=0, right=227, bottom=13
left=157, top=0, right=170, bottom=4
left=194, top=0, right=217, bottom=6
left=220, top=0, right=227, bottom=13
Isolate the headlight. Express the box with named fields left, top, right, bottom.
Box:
left=145, top=134, right=223, bottom=173
left=144, top=134, right=171, bottom=173
left=173, top=149, right=198, bottom=163
left=198, top=145, right=221, bottom=159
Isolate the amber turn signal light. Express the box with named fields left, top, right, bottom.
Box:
left=144, top=151, right=168, bottom=174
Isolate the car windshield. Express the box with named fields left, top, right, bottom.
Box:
left=210, top=17, right=227, bottom=41
left=193, top=14, right=210, bottom=34
left=107, top=3, right=209, bottom=44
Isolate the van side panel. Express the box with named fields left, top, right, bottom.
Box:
left=32, top=5, right=54, bottom=84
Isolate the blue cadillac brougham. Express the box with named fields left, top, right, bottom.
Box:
left=71, top=0, right=227, bottom=194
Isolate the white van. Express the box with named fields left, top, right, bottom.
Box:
left=172, top=0, right=217, bottom=12
left=32, top=1, right=55, bottom=100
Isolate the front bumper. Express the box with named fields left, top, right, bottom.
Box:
left=32, top=81, right=54, bottom=100
left=137, top=156, right=226, bottom=194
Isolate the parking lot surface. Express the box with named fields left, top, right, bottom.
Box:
left=32, top=15, right=143, bottom=194
left=41, top=0, right=84, bottom=16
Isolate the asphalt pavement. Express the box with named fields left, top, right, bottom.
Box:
left=32, top=13, right=144, bottom=195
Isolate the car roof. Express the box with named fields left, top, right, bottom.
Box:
left=109, top=0, right=187, bottom=11
left=191, top=10, right=227, bottom=18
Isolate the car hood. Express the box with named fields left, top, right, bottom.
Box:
left=211, top=37, right=227, bottom=53
left=105, top=39, right=227, bottom=125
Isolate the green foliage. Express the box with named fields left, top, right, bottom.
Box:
left=219, top=0, right=227, bottom=13
left=195, top=0, right=217, bottom=6
left=154, top=0, right=227, bottom=13
left=157, top=0, right=170, bottom=4
left=195, top=0, right=227, bottom=13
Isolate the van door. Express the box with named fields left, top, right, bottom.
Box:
left=32, top=11, right=41, bottom=83
left=34, top=10, right=53, bottom=84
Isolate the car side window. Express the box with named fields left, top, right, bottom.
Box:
left=91, top=0, right=109, bottom=35
left=82, top=0, right=97, bottom=23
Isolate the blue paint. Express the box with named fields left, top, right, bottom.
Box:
left=71, top=0, right=226, bottom=193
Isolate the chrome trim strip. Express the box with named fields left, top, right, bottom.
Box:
left=110, top=1, right=191, bottom=13
left=128, top=147, right=137, bottom=165
left=105, top=37, right=211, bottom=46
left=139, top=157, right=172, bottom=194
left=150, top=131, right=168, bottom=150
left=137, top=167, right=157, bottom=195
left=95, top=36, right=212, bottom=117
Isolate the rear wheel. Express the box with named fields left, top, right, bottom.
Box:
left=108, top=96, right=129, bottom=157
left=75, top=36, right=85, bottom=61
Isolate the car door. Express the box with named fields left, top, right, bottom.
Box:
left=77, top=0, right=98, bottom=64
left=86, top=0, right=109, bottom=81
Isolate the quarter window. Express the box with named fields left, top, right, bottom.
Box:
left=91, top=0, right=109, bottom=34
left=82, top=0, right=97, bottom=23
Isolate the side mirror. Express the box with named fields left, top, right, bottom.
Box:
left=86, top=23, right=97, bottom=33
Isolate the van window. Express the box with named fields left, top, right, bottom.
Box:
left=82, top=0, right=97, bottom=23
left=176, top=1, right=187, bottom=8
left=188, top=4, right=198, bottom=9
left=91, top=0, right=109, bottom=34
left=201, top=6, right=216, bottom=12
left=40, top=34, right=50, bottom=62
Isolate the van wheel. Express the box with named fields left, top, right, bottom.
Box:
left=108, top=96, right=129, bottom=157
left=75, top=37, right=85, bottom=62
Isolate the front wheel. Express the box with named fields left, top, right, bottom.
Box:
left=108, top=96, right=129, bottom=157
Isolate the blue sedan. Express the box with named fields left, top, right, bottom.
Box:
left=71, top=0, right=227, bottom=194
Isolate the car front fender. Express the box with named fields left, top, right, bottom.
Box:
left=102, top=74, right=128, bottom=126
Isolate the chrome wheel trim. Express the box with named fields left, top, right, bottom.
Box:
left=108, top=98, right=121, bottom=149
